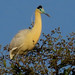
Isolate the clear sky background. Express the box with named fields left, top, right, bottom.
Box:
left=0, top=0, right=75, bottom=46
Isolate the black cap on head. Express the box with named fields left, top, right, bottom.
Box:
left=37, top=5, right=42, bottom=9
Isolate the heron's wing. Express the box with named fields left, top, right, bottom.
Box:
left=9, top=43, right=25, bottom=59
left=9, top=29, right=31, bottom=50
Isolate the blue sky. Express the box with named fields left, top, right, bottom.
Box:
left=0, top=0, right=75, bottom=46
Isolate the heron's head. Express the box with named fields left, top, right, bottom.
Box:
left=36, top=5, right=50, bottom=17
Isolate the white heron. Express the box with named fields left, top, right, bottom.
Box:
left=9, top=5, right=50, bottom=59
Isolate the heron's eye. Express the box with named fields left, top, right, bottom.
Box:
left=39, top=8, right=42, bottom=11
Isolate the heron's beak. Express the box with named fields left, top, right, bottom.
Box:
left=44, top=13, right=50, bottom=17
left=41, top=8, right=50, bottom=17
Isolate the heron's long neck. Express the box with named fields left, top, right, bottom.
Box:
left=30, top=10, right=42, bottom=45
left=32, top=10, right=42, bottom=33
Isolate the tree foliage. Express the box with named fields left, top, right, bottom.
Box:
left=0, top=27, right=75, bottom=75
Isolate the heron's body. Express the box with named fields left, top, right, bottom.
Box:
left=9, top=5, right=49, bottom=59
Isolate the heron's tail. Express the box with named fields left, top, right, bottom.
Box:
left=10, top=47, right=17, bottom=59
